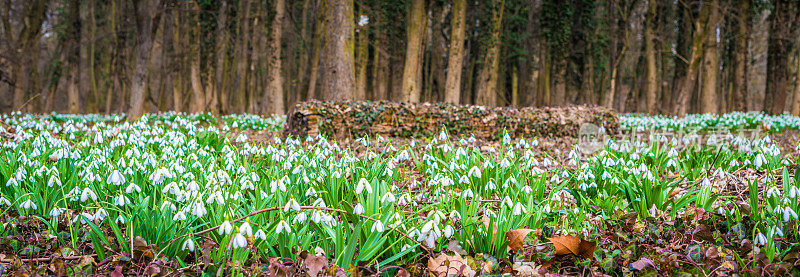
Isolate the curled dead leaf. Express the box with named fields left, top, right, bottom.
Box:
left=506, top=228, right=540, bottom=252
left=427, top=253, right=476, bottom=277
left=304, top=254, right=328, bottom=277
left=549, top=235, right=596, bottom=259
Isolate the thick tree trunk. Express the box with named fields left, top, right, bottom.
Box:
left=674, top=1, right=711, bottom=116
left=128, top=0, right=161, bottom=119
left=401, top=0, right=426, bottom=103
left=699, top=0, right=719, bottom=114
left=444, top=0, right=467, bottom=104
left=475, top=0, right=505, bottom=106
left=729, top=0, right=749, bottom=112
left=764, top=0, right=797, bottom=114
left=320, top=0, right=355, bottom=101
left=265, top=0, right=285, bottom=114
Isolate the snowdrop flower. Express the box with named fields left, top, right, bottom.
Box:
left=20, top=199, right=37, bottom=210
left=240, top=222, right=253, bottom=236
left=521, top=185, right=532, bottom=194
left=5, top=178, right=18, bottom=187
left=48, top=175, right=61, bottom=187
left=173, top=210, right=187, bottom=221
left=381, top=192, right=396, bottom=203
left=125, top=183, right=142, bottom=194
left=305, top=187, right=317, bottom=197
left=49, top=207, right=66, bottom=217
left=254, top=229, right=267, bottom=240
left=80, top=187, right=98, bottom=202
left=113, top=195, right=131, bottom=206
left=276, top=220, right=291, bottom=235
left=284, top=198, right=301, bottom=212
left=106, top=170, right=126, bottom=186
left=461, top=188, right=475, bottom=198
left=182, top=239, right=196, bottom=252
left=371, top=221, right=385, bottom=233
left=767, top=187, right=782, bottom=199
left=353, top=203, right=365, bottom=215
left=468, top=166, right=481, bottom=178
left=784, top=207, right=798, bottom=222
left=513, top=202, right=527, bottom=216
left=294, top=212, right=308, bottom=224
left=500, top=158, right=511, bottom=168
left=754, top=153, right=766, bottom=168
left=485, top=181, right=497, bottom=190
left=502, top=133, right=511, bottom=145
left=444, top=225, right=455, bottom=238
left=356, top=178, right=372, bottom=195
left=115, top=215, right=126, bottom=224
left=219, top=220, right=233, bottom=235
left=270, top=180, right=286, bottom=193
left=232, top=233, right=247, bottom=249
left=439, top=130, right=448, bottom=141
left=773, top=227, right=784, bottom=237
left=0, top=196, right=11, bottom=206
left=94, top=208, right=108, bottom=221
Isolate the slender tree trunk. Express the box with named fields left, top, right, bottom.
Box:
left=401, top=0, right=426, bottom=103
left=354, top=9, right=369, bottom=100
left=265, top=0, right=285, bottom=114
left=475, top=0, right=505, bottom=106
left=764, top=0, right=797, bottom=114
left=699, top=0, right=719, bottom=114
left=372, top=8, right=389, bottom=101
left=444, top=0, right=467, bottom=104
left=319, top=0, right=355, bottom=101
left=792, top=49, right=800, bottom=115
left=214, top=0, right=228, bottom=114
left=128, top=0, right=162, bottom=119
left=644, top=0, right=658, bottom=114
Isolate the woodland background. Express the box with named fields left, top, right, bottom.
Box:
left=1, top=0, right=799, bottom=118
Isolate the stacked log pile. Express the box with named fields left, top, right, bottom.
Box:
left=285, top=100, right=619, bottom=140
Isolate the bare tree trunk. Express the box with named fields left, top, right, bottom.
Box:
left=401, top=0, right=426, bottom=103
left=643, top=0, right=658, bottom=114
left=354, top=9, right=369, bottom=100
left=214, top=0, right=228, bottom=114
left=792, top=49, right=800, bottom=115
left=699, top=0, right=719, bottom=114
left=475, top=0, right=504, bottom=106
left=265, top=0, right=285, bottom=114
left=444, top=0, right=466, bottom=104
left=128, top=0, right=162, bottom=119
left=674, top=0, right=711, bottom=116
left=764, top=0, right=797, bottom=114
left=729, top=0, right=749, bottom=112
left=320, top=0, right=355, bottom=101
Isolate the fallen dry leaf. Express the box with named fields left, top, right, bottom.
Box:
left=304, top=254, right=328, bottom=277
left=506, top=229, right=540, bottom=252
left=427, top=253, right=476, bottom=277
left=512, top=262, right=544, bottom=277
left=549, top=235, right=596, bottom=259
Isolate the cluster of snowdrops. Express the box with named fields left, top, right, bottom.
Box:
left=1, top=111, right=800, bottom=273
